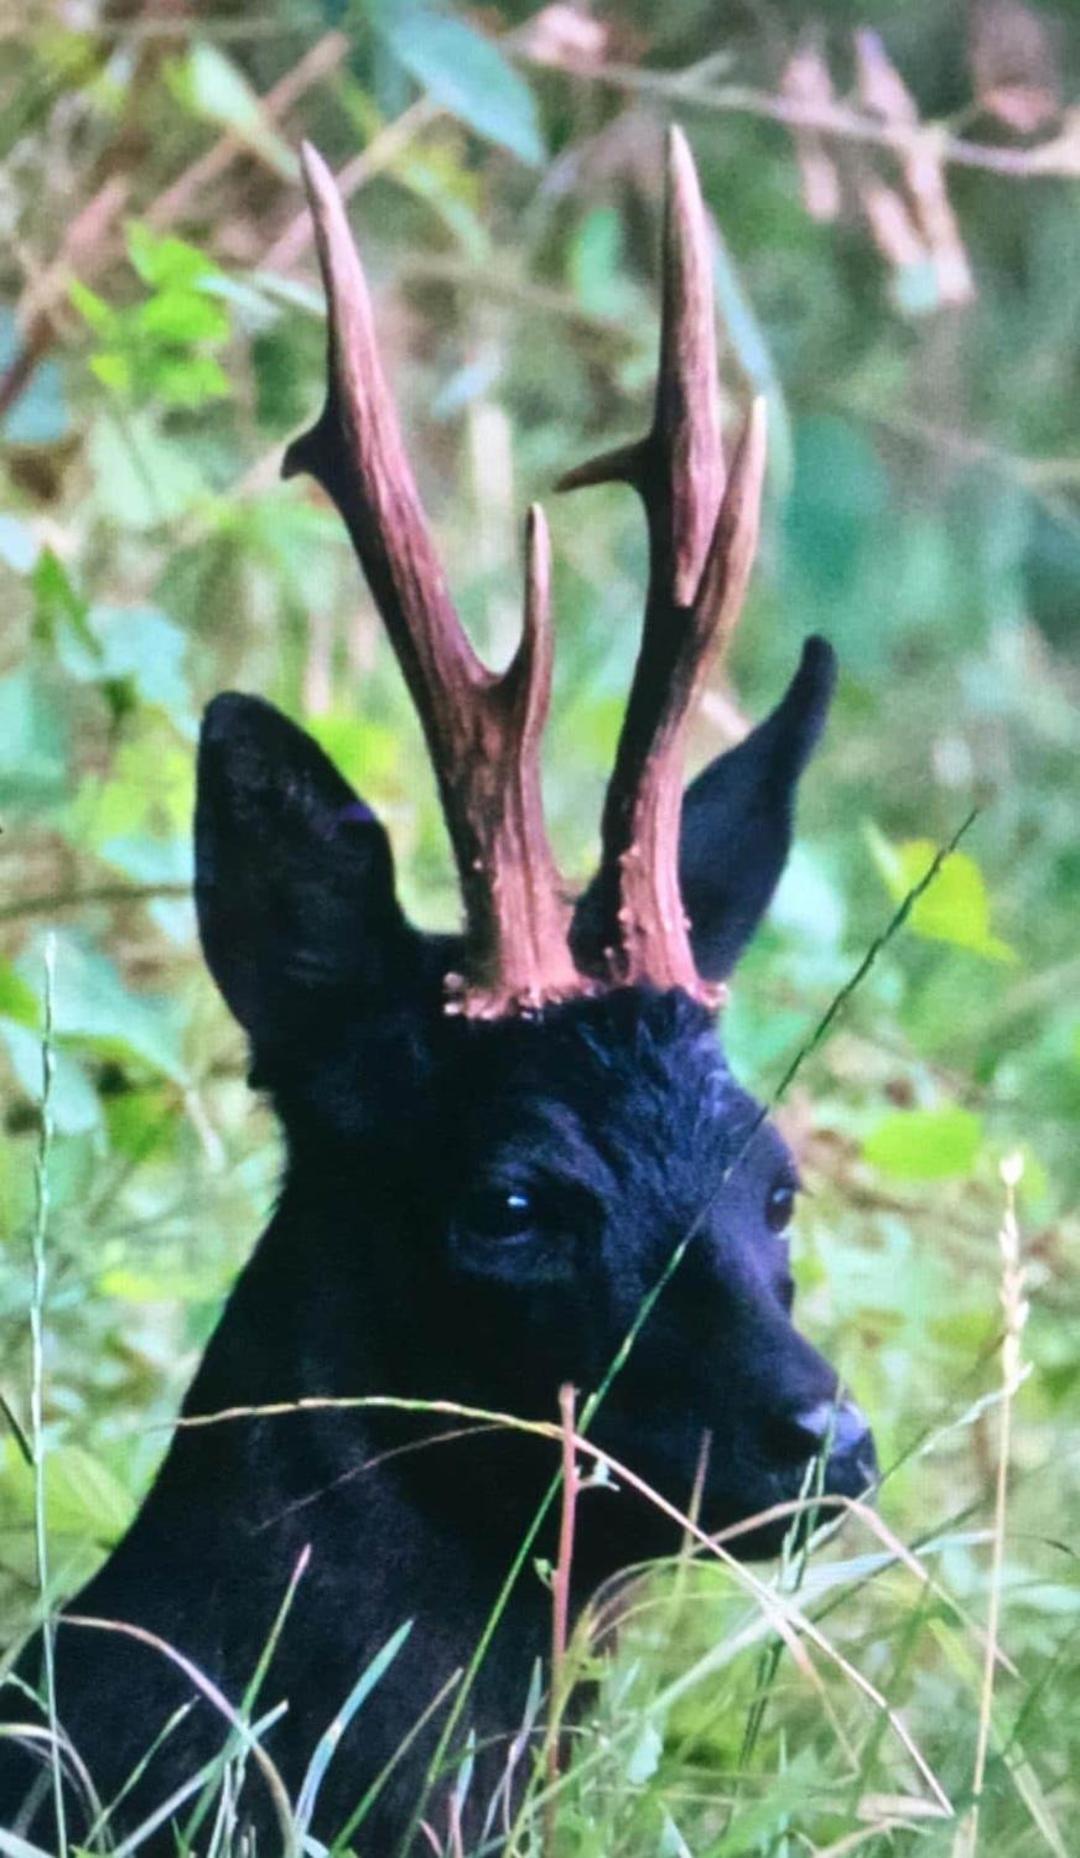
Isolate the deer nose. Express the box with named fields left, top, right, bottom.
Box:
left=790, top=1399, right=877, bottom=1491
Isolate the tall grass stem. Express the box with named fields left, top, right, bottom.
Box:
left=952, top=1153, right=1028, bottom=1858
left=30, top=933, right=67, bottom=1857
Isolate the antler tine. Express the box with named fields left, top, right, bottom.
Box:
left=561, top=128, right=768, bottom=999
left=285, top=143, right=578, bottom=1017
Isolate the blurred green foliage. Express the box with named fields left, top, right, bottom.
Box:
left=0, top=0, right=1078, bottom=1851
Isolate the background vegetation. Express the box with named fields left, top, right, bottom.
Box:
left=1, top=1, right=1078, bottom=1852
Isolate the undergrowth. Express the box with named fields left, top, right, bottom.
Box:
left=2, top=1, right=1079, bottom=1852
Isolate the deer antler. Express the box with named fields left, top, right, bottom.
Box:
left=284, top=143, right=579, bottom=1018
left=559, top=128, right=768, bottom=1002
left=286, top=132, right=765, bottom=1019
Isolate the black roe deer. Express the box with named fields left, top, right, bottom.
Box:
left=0, top=130, right=875, bottom=1853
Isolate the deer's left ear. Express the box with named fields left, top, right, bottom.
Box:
left=572, top=637, right=836, bottom=984
left=678, top=636, right=836, bottom=978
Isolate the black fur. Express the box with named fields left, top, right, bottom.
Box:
left=0, top=639, right=875, bottom=1852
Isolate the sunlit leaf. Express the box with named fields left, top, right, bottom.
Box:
left=89, top=350, right=133, bottom=395
left=0, top=962, right=40, bottom=1026
left=62, top=735, right=195, bottom=857
left=97, top=1264, right=232, bottom=1303
left=69, top=277, right=116, bottom=336
left=863, top=1107, right=983, bottom=1180
left=135, top=290, right=229, bottom=346
left=126, top=223, right=216, bottom=291
left=866, top=825, right=1016, bottom=961
left=151, top=352, right=231, bottom=408
left=0, top=1439, right=135, bottom=1544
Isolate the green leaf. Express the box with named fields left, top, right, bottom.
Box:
left=99, top=833, right=191, bottom=886
left=866, top=826, right=1016, bottom=962
left=0, top=306, right=72, bottom=444
left=172, top=42, right=297, bottom=180
left=0, top=961, right=40, bottom=1026
left=97, top=1262, right=230, bottom=1303
left=150, top=351, right=230, bottom=408
left=709, top=1751, right=822, bottom=1855
left=624, top=1720, right=663, bottom=1785
left=371, top=1, right=545, bottom=166
left=16, top=932, right=187, bottom=1086
left=0, top=1017, right=103, bottom=1136
left=84, top=603, right=193, bottom=725
left=569, top=207, right=624, bottom=313
left=135, top=288, right=230, bottom=346
left=893, top=257, right=944, bottom=317
left=863, top=1107, right=983, bottom=1181
left=0, top=669, right=68, bottom=807
left=295, top=1618, right=414, bottom=1832
left=89, top=349, right=133, bottom=396
left=62, top=735, right=194, bottom=866
left=69, top=276, right=117, bottom=336
left=126, top=223, right=216, bottom=290
left=87, top=411, right=209, bottom=529
left=0, top=1439, right=135, bottom=1544
left=392, top=145, right=489, bottom=260
left=0, top=513, right=39, bottom=574
left=32, top=546, right=92, bottom=644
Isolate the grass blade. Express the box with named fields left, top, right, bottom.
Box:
left=295, top=1617, right=413, bottom=1837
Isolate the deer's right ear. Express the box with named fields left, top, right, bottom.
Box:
left=195, top=694, right=416, bottom=1044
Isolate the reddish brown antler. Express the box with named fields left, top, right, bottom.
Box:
left=559, top=128, right=768, bottom=1000
left=284, top=143, right=579, bottom=1018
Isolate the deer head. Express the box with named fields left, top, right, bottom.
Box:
left=195, top=131, right=874, bottom=1568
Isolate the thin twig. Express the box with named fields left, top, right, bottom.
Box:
left=0, top=882, right=192, bottom=927
left=0, top=14, right=326, bottom=43
left=0, top=34, right=347, bottom=427
left=519, top=50, right=1080, bottom=180
left=261, top=97, right=442, bottom=273
left=147, top=32, right=349, bottom=230
left=12, top=175, right=131, bottom=341
left=0, top=176, right=130, bottom=426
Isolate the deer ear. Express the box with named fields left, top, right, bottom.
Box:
left=195, top=694, right=416, bottom=1044
left=571, top=638, right=837, bottom=985
left=679, top=637, right=837, bottom=979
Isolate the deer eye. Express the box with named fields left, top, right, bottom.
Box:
left=765, top=1179, right=796, bottom=1233
left=461, top=1187, right=537, bottom=1242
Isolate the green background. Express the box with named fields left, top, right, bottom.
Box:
left=0, top=2, right=1077, bottom=1851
